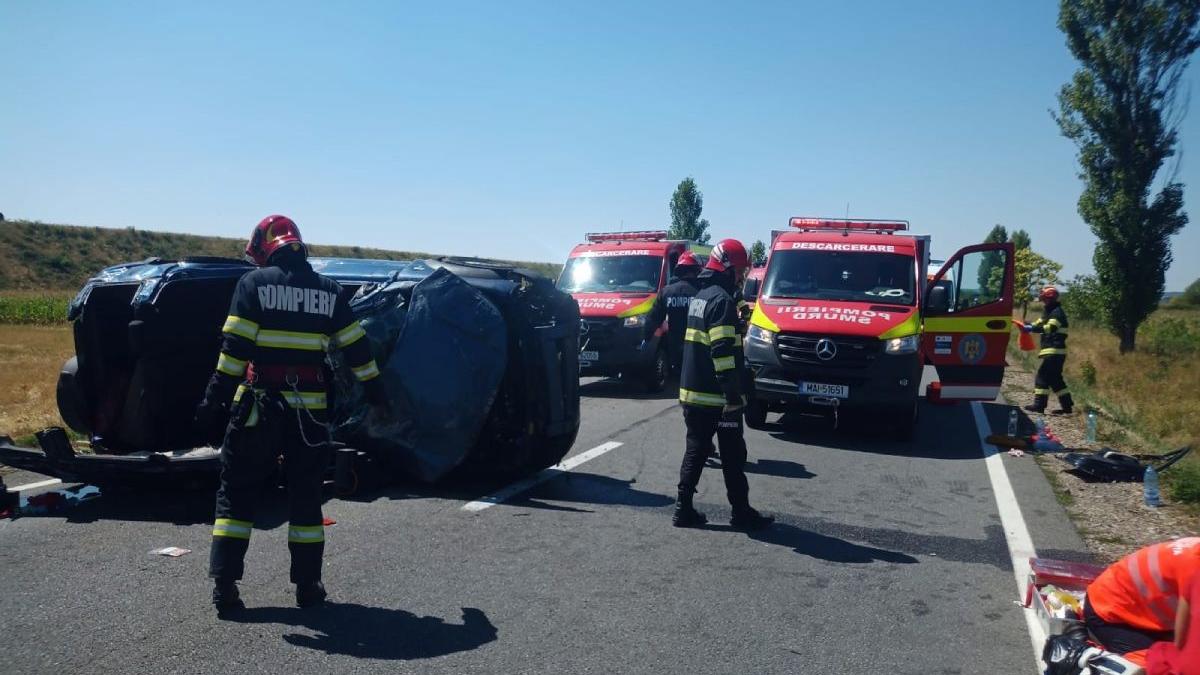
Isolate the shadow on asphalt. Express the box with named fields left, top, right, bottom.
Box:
left=762, top=402, right=987, bottom=461
left=513, top=472, right=674, bottom=512
left=228, top=603, right=497, bottom=660
left=579, top=378, right=678, bottom=401
left=744, top=459, right=816, bottom=480
left=742, top=522, right=920, bottom=564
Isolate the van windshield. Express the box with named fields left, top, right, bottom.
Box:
left=762, top=250, right=915, bottom=305
left=558, top=255, right=663, bottom=293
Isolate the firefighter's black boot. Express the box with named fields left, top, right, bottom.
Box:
left=672, top=492, right=707, bottom=528
left=1051, top=393, right=1074, bottom=416
left=296, top=581, right=327, bottom=608
left=212, top=580, right=244, bottom=614
left=1024, top=396, right=1047, bottom=414
left=730, top=506, right=774, bottom=532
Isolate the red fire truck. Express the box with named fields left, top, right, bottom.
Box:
left=558, top=231, right=703, bottom=391
left=743, top=217, right=1014, bottom=438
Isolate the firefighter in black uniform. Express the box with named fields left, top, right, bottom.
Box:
left=673, top=239, right=773, bottom=531
left=1023, top=285, right=1074, bottom=415
left=640, top=251, right=702, bottom=377
left=195, top=215, right=387, bottom=613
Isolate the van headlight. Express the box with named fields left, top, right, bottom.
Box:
left=623, top=315, right=646, bottom=328
left=747, top=324, right=776, bottom=346
left=884, top=334, right=919, bottom=355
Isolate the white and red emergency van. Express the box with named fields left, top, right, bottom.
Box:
left=557, top=231, right=703, bottom=391
left=743, top=217, right=1015, bottom=438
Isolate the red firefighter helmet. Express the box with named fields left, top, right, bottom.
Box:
left=246, top=215, right=305, bottom=266
left=675, top=251, right=701, bottom=271
left=1039, top=286, right=1060, bottom=303
left=705, top=239, right=750, bottom=273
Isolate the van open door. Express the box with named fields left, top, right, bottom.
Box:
left=921, top=242, right=1014, bottom=401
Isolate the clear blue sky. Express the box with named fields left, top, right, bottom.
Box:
left=2, top=1, right=1198, bottom=289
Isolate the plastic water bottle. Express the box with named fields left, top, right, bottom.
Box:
left=1144, top=466, right=1161, bottom=507
left=1086, top=410, right=1098, bottom=444
left=1007, top=409, right=1019, bottom=436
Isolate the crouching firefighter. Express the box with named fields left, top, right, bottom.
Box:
left=1023, top=286, right=1073, bottom=415
left=673, top=239, right=773, bottom=531
left=640, top=251, right=702, bottom=377
left=194, top=215, right=388, bottom=613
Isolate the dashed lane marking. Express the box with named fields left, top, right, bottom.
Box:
left=5, top=478, right=63, bottom=493
left=462, top=441, right=624, bottom=512
left=970, top=401, right=1046, bottom=672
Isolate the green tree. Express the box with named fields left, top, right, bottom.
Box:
left=979, top=224, right=1009, bottom=289
left=994, top=248, right=1064, bottom=319
left=668, top=177, right=711, bottom=244
left=749, top=240, right=767, bottom=266
left=1055, top=0, right=1198, bottom=352
left=1062, top=273, right=1109, bottom=321
left=1010, top=229, right=1032, bottom=251
left=1177, top=277, right=1200, bottom=306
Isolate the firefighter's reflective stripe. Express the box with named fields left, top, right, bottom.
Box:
left=288, top=524, right=325, bottom=544
left=679, top=388, right=726, bottom=407
left=351, top=359, right=381, bottom=382
left=713, top=355, right=736, bottom=372
left=1045, top=318, right=1064, bottom=333
left=213, top=518, right=253, bottom=540
left=708, top=325, right=736, bottom=342
left=233, top=385, right=326, bottom=410
left=1034, top=387, right=1051, bottom=395
left=223, top=315, right=260, bottom=341
left=1039, top=347, right=1068, bottom=357
left=216, top=353, right=248, bottom=377
left=733, top=335, right=743, bottom=347
left=281, top=391, right=327, bottom=409
left=684, top=328, right=710, bottom=345
left=256, top=329, right=329, bottom=351
left=333, top=321, right=366, bottom=348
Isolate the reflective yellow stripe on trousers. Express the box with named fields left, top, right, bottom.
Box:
left=213, top=518, right=253, bottom=540
left=288, top=524, right=325, bottom=544
left=679, top=388, right=726, bottom=407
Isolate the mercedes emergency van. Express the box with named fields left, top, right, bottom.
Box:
left=558, top=231, right=702, bottom=391
left=743, top=218, right=1014, bottom=438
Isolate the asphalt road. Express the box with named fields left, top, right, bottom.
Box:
left=0, top=376, right=1087, bottom=674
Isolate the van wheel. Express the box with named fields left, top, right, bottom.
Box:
left=643, top=347, right=668, bottom=393
left=745, top=399, right=769, bottom=429
left=56, top=356, right=92, bottom=435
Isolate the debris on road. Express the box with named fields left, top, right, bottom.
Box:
left=148, top=547, right=191, bottom=557
left=1061, top=446, right=1192, bottom=483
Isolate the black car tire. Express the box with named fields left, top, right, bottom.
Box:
left=745, top=398, right=769, bottom=429
left=643, top=346, right=668, bottom=393
left=56, top=356, right=92, bottom=435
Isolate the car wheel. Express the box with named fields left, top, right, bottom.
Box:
left=745, top=398, right=769, bottom=429
left=56, top=356, right=92, bottom=435
left=643, top=347, right=667, bottom=393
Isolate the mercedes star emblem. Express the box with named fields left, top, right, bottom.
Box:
left=815, top=338, right=837, bottom=361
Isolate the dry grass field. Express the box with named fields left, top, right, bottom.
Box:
left=0, top=324, right=74, bottom=441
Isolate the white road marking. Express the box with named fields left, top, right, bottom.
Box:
left=5, top=478, right=62, bottom=493
left=462, top=441, right=624, bottom=512
left=971, top=401, right=1046, bottom=671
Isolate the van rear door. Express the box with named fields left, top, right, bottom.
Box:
left=921, top=242, right=1014, bottom=401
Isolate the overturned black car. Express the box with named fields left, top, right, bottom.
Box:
left=0, top=256, right=581, bottom=489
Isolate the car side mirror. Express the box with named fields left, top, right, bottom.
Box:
left=926, top=285, right=950, bottom=314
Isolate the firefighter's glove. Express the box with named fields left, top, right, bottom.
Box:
left=1021, top=323, right=1033, bottom=333
left=193, top=400, right=229, bottom=447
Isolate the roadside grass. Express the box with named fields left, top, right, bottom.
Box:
left=0, top=324, right=74, bottom=440
left=0, top=291, right=72, bottom=325
left=1010, top=307, right=1200, bottom=508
